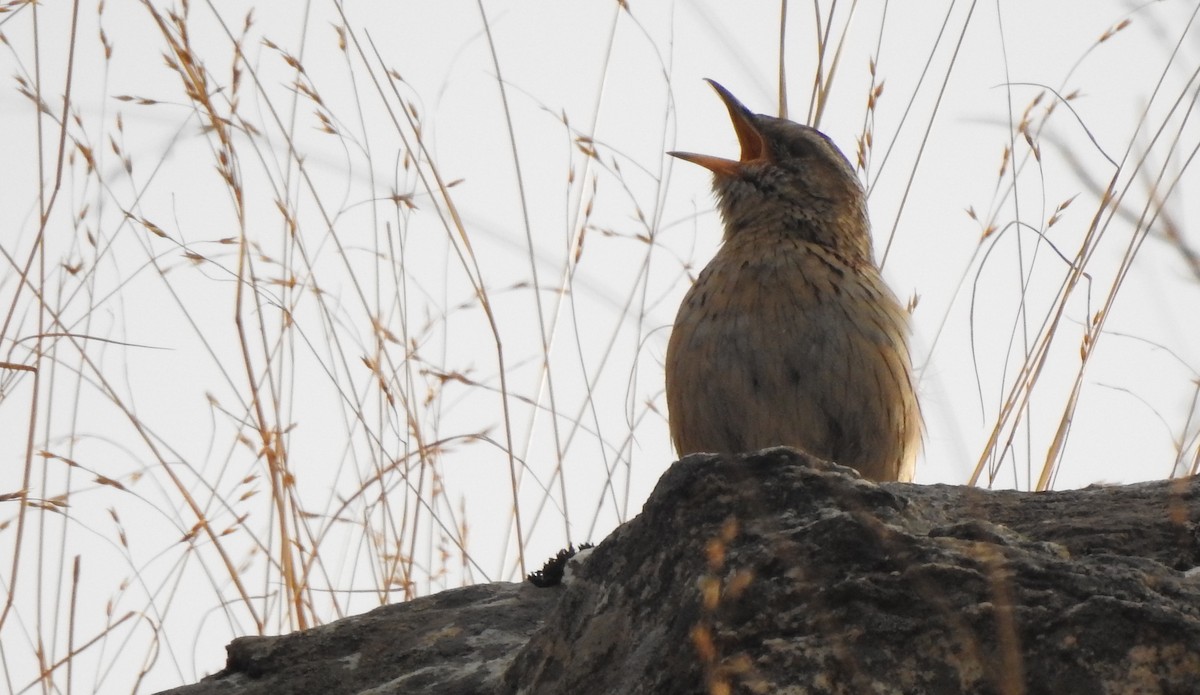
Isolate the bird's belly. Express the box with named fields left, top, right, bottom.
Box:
left=665, top=243, right=917, bottom=480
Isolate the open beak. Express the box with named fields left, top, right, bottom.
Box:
left=668, top=79, right=769, bottom=177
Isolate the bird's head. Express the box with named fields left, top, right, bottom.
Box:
left=670, top=80, right=872, bottom=261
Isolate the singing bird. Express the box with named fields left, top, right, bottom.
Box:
left=665, top=80, right=920, bottom=482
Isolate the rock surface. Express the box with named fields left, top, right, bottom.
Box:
left=156, top=582, right=556, bottom=695
left=160, top=449, right=1200, bottom=695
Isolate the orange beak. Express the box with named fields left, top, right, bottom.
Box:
left=669, top=79, right=769, bottom=177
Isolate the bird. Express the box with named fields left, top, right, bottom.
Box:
left=665, top=79, right=921, bottom=482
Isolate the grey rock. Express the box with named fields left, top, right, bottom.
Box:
left=157, top=582, right=556, bottom=695
left=161, top=449, right=1200, bottom=695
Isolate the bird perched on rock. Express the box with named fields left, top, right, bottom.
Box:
left=666, top=80, right=920, bottom=482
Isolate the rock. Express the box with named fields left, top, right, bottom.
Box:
left=156, top=582, right=557, bottom=695
left=160, top=449, right=1200, bottom=695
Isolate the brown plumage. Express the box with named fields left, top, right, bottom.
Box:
left=666, top=80, right=920, bottom=482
